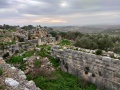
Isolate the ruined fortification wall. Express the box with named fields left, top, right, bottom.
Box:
left=51, top=46, right=120, bottom=90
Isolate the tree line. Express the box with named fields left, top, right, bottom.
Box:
left=50, top=31, right=120, bottom=53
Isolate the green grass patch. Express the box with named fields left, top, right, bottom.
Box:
left=6, top=50, right=35, bottom=64
left=38, top=51, right=48, bottom=57
left=48, top=56, right=59, bottom=68
left=27, top=69, right=96, bottom=90
left=6, top=56, right=23, bottom=64
left=36, top=45, right=51, bottom=57
left=37, top=45, right=51, bottom=50
left=6, top=50, right=35, bottom=70
left=22, top=50, right=35, bottom=58
left=59, top=39, right=72, bottom=46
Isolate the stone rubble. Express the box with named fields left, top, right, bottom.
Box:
left=0, top=57, right=41, bottom=90
left=23, top=56, right=55, bottom=76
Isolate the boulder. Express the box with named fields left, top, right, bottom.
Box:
left=24, top=87, right=29, bottom=90
left=18, top=71, right=26, bottom=80
left=23, top=58, right=28, bottom=62
left=36, top=57, right=40, bottom=60
left=5, top=78, right=19, bottom=88
left=10, top=67, right=17, bottom=72
left=18, top=71, right=25, bottom=75
left=0, top=57, right=3, bottom=60
left=26, top=80, right=36, bottom=89
left=19, top=75, right=27, bottom=80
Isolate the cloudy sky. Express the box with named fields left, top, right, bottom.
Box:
left=0, top=0, right=120, bottom=26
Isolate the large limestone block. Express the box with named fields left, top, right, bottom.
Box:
left=5, top=78, right=19, bottom=88
left=10, top=67, right=17, bottom=72
left=26, top=80, right=36, bottom=90
left=18, top=71, right=26, bottom=80
left=102, top=56, right=111, bottom=62
left=24, top=87, right=29, bottom=90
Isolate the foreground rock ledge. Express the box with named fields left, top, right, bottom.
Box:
left=0, top=57, right=41, bottom=90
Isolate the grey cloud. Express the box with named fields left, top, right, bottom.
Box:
left=17, top=0, right=120, bottom=16
left=0, top=0, right=120, bottom=26
left=1, top=0, right=120, bottom=15
left=0, top=0, right=11, bottom=8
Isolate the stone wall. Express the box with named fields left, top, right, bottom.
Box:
left=51, top=46, right=120, bottom=90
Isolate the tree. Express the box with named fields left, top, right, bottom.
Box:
left=21, top=25, right=34, bottom=30
left=74, top=36, right=93, bottom=49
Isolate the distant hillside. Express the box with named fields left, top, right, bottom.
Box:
left=51, top=25, right=120, bottom=33
left=102, top=29, right=120, bottom=34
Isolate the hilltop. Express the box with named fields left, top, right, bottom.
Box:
left=51, top=25, right=120, bottom=33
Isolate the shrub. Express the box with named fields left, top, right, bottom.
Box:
left=59, top=39, right=71, bottom=46
left=22, top=51, right=35, bottom=58
left=113, top=46, right=120, bottom=54
left=7, top=56, right=23, bottom=64
left=27, top=74, right=34, bottom=80
left=48, top=56, right=59, bottom=68
left=19, top=63, right=27, bottom=70
left=0, top=68, right=3, bottom=76
left=95, top=49, right=103, bottom=55
left=15, top=50, right=19, bottom=54
left=38, top=51, right=47, bottom=57
left=3, top=52, right=9, bottom=59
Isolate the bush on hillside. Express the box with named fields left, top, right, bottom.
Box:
left=95, top=49, right=103, bottom=55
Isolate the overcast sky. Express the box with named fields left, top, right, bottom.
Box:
left=0, top=0, right=120, bottom=26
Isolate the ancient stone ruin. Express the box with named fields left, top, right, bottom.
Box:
left=13, top=26, right=56, bottom=45
left=51, top=45, right=120, bottom=90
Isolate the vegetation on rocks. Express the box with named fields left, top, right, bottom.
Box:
left=95, top=49, right=103, bottom=55
left=6, top=50, right=36, bottom=70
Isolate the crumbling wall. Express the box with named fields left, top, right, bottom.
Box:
left=51, top=46, right=120, bottom=90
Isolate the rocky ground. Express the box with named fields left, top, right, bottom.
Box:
left=0, top=57, right=41, bottom=90
left=0, top=51, right=55, bottom=90
left=23, top=56, right=55, bottom=77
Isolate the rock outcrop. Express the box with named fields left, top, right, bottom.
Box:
left=0, top=57, right=41, bottom=90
